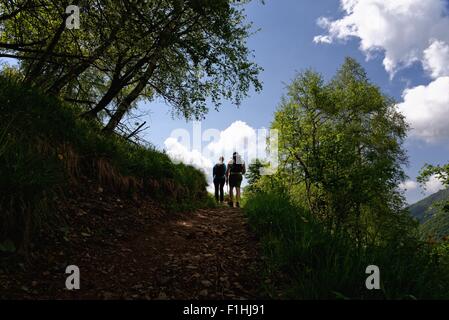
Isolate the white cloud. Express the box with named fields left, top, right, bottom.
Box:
left=397, top=77, right=449, bottom=142
left=164, top=121, right=271, bottom=192
left=314, top=0, right=449, bottom=77
left=315, top=0, right=449, bottom=143
left=423, top=174, right=445, bottom=194
left=423, top=40, right=449, bottom=78
left=400, top=176, right=445, bottom=204
left=399, top=180, right=418, bottom=191
left=164, top=137, right=213, bottom=173
left=313, top=35, right=332, bottom=44
left=206, top=120, right=266, bottom=164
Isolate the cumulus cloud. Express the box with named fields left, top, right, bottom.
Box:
left=315, top=0, right=449, bottom=143
left=314, top=0, right=449, bottom=76
left=423, top=174, right=446, bottom=194
left=206, top=121, right=267, bottom=164
left=164, top=121, right=272, bottom=192
left=313, top=35, right=332, bottom=44
left=400, top=176, right=444, bottom=204
left=399, top=180, right=418, bottom=191
left=397, top=77, right=449, bottom=142
left=399, top=176, right=444, bottom=193
left=164, top=137, right=213, bottom=174
left=423, top=40, right=449, bottom=78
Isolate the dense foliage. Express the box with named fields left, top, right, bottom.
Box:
left=244, top=58, right=449, bottom=299
left=416, top=163, right=449, bottom=240
left=245, top=191, right=449, bottom=299
left=270, top=58, right=410, bottom=243
left=0, top=0, right=262, bottom=134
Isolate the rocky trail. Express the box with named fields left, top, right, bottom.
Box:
left=0, top=192, right=265, bottom=300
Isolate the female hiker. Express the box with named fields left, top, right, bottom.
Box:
left=226, top=152, right=246, bottom=208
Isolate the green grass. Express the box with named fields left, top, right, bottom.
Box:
left=244, top=191, right=449, bottom=299
left=0, top=75, right=209, bottom=252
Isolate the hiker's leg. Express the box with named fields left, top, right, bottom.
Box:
left=219, top=179, right=225, bottom=202
left=229, top=186, right=235, bottom=208
left=214, top=179, right=219, bottom=202
left=236, top=187, right=241, bottom=203
left=235, top=175, right=242, bottom=207
left=228, top=175, right=236, bottom=207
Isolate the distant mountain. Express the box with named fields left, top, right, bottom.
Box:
left=408, top=188, right=449, bottom=223
left=407, top=188, right=449, bottom=241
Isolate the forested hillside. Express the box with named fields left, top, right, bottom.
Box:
left=408, top=189, right=449, bottom=223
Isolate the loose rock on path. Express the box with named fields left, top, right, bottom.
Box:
left=0, top=199, right=264, bottom=300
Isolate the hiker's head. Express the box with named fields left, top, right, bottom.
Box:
left=219, top=156, right=224, bottom=163
left=233, top=152, right=241, bottom=164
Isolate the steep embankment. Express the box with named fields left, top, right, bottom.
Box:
left=0, top=75, right=208, bottom=254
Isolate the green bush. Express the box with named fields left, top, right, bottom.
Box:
left=244, top=191, right=449, bottom=299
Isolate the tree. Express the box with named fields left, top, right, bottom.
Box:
left=1, top=0, right=262, bottom=134
left=245, top=159, right=265, bottom=193
left=271, top=58, right=409, bottom=242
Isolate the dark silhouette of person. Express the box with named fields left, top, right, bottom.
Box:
left=213, top=156, right=226, bottom=203
left=226, top=152, right=246, bottom=208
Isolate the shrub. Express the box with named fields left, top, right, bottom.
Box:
left=244, top=191, right=449, bottom=299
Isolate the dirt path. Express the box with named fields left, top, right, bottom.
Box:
left=0, top=199, right=264, bottom=300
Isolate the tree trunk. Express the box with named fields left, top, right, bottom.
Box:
left=103, top=62, right=157, bottom=133
left=80, top=79, right=123, bottom=119
left=81, top=53, right=156, bottom=120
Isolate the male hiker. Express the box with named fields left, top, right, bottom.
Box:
left=213, top=156, right=226, bottom=204
left=226, top=152, right=246, bottom=208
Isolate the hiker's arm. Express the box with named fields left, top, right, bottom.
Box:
left=213, top=165, right=216, bottom=178
left=242, top=163, right=246, bottom=175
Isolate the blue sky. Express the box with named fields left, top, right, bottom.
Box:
left=138, top=0, right=449, bottom=204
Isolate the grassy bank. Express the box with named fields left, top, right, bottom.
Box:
left=244, top=191, right=449, bottom=299
left=0, top=76, right=210, bottom=254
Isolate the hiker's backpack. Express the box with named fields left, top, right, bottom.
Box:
left=215, top=163, right=226, bottom=177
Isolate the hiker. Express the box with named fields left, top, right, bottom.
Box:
left=213, top=156, right=226, bottom=203
left=226, top=152, right=246, bottom=208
